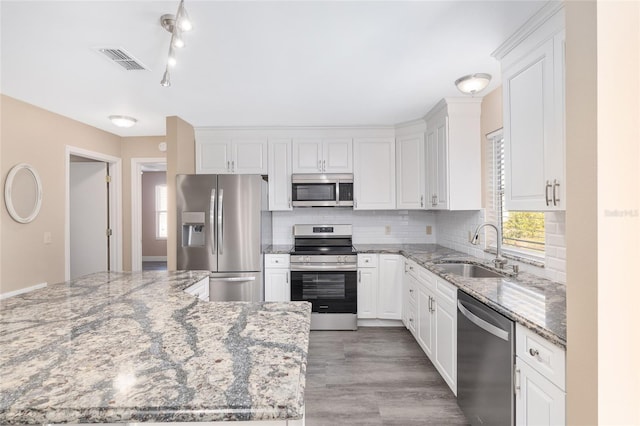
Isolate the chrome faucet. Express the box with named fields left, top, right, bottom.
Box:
left=470, top=223, right=508, bottom=269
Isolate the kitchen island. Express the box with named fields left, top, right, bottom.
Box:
left=0, top=271, right=311, bottom=425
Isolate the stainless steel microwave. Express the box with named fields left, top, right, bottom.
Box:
left=291, top=174, right=354, bottom=207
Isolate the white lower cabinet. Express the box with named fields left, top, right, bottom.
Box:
left=358, top=254, right=402, bottom=320
left=515, top=323, right=566, bottom=426
left=185, top=277, right=209, bottom=301
left=402, top=257, right=457, bottom=395
left=516, top=358, right=566, bottom=426
left=264, top=254, right=290, bottom=302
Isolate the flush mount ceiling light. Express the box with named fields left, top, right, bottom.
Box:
left=159, top=0, right=193, bottom=87
left=109, top=115, right=138, bottom=128
left=454, top=73, right=492, bottom=96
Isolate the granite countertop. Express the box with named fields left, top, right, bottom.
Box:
left=355, top=244, right=566, bottom=348
left=0, top=271, right=311, bottom=424
left=263, top=245, right=293, bottom=255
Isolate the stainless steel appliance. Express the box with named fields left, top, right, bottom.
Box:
left=290, top=224, right=357, bottom=330
left=457, top=290, right=515, bottom=426
left=291, top=174, right=353, bottom=207
left=176, top=174, right=271, bottom=302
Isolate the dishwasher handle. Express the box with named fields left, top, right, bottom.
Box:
left=457, top=300, right=510, bottom=341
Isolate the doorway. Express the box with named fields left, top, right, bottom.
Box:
left=131, top=158, right=167, bottom=271
left=65, top=146, right=122, bottom=280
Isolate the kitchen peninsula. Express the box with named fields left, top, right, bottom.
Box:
left=0, top=271, right=311, bottom=425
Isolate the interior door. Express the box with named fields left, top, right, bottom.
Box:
left=70, top=162, right=108, bottom=279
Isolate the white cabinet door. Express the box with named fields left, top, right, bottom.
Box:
left=426, top=108, right=449, bottom=210
left=353, top=138, right=396, bottom=210
left=268, top=139, right=292, bottom=211
left=197, top=139, right=232, bottom=174
left=233, top=139, right=268, bottom=174
left=292, top=139, right=323, bottom=173
left=516, top=358, right=566, bottom=426
left=357, top=267, right=378, bottom=319
left=323, top=138, right=353, bottom=173
left=396, top=133, right=426, bottom=209
left=377, top=254, right=402, bottom=319
left=292, top=138, right=352, bottom=173
left=417, top=283, right=434, bottom=358
left=434, top=295, right=457, bottom=394
left=264, top=269, right=290, bottom=302
left=503, top=35, right=564, bottom=211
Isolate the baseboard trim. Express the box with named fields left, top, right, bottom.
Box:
left=0, top=282, right=48, bottom=300
left=357, top=319, right=404, bottom=327
left=142, top=256, right=167, bottom=262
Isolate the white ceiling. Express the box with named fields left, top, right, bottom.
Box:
left=0, top=1, right=545, bottom=137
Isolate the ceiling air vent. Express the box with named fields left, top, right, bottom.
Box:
left=95, top=47, right=148, bottom=71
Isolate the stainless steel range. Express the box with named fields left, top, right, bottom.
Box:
left=290, top=224, right=357, bottom=330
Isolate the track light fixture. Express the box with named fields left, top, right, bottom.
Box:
left=159, top=0, right=193, bottom=87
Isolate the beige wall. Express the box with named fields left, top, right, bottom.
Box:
left=120, top=136, right=166, bottom=270
left=0, top=95, right=121, bottom=293
left=141, top=172, right=167, bottom=257
left=566, top=1, right=640, bottom=424
left=166, top=116, right=195, bottom=271
left=480, top=86, right=503, bottom=208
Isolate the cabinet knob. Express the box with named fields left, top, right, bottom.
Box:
left=409, top=289, right=414, bottom=293
left=529, top=348, right=540, bottom=357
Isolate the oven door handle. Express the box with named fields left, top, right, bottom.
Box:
left=291, top=264, right=357, bottom=271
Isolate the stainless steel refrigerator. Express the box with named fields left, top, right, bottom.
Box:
left=176, top=174, right=271, bottom=302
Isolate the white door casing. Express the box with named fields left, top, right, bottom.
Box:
left=65, top=146, right=121, bottom=281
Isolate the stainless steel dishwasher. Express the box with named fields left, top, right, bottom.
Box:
left=457, top=290, right=515, bottom=426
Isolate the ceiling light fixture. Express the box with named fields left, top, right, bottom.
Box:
left=454, top=73, right=492, bottom=96
left=109, top=115, right=138, bottom=128
left=159, top=0, right=193, bottom=87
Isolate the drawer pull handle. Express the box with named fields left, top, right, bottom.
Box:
left=529, top=348, right=540, bottom=357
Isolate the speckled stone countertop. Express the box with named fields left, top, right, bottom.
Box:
left=355, top=244, right=566, bottom=348
left=263, top=245, right=294, bottom=255
left=0, top=271, right=311, bottom=424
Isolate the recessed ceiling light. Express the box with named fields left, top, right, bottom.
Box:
left=109, top=115, right=137, bottom=128
left=455, top=73, right=492, bottom=95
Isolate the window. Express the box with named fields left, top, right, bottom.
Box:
left=486, top=131, right=545, bottom=257
left=155, top=185, right=168, bottom=239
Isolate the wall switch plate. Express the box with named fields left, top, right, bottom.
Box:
left=426, top=225, right=432, bottom=235
left=44, top=232, right=52, bottom=244
left=384, top=225, right=391, bottom=235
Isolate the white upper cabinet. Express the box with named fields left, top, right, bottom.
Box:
left=424, top=98, right=482, bottom=211
left=195, top=131, right=268, bottom=174
left=495, top=3, right=565, bottom=211
left=292, top=138, right=353, bottom=173
left=268, top=139, right=293, bottom=211
left=353, top=138, right=396, bottom=210
left=396, top=133, right=426, bottom=209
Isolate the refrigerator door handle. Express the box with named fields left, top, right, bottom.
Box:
left=218, top=188, right=224, bottom=254
left=210, top=188, right=216, bottom=254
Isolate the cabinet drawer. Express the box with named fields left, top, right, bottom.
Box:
left=406, top=276, right=417, bottom=304
left=435, top=277, right=457, bottom=306
left=406, top=299, right=417, bottom=335
left=516, top=324, right=566, bottom=391
left=265, top=254, right=290, bottom=268
left=357, top=253, right=378, bottom=268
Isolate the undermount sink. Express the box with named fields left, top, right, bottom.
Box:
left=435, top=262, right=505, bottom=278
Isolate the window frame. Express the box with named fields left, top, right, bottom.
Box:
left=485, top=130, right=545, bottom=264
left=155, top=184, right=168, bottom=240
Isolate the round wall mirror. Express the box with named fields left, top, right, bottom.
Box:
left=4, top=163, right=43, bottom=223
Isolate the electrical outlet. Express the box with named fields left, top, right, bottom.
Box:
left=384, top=225, right=391, bottom=235
left=44, top=232, right=52, bottom=244
left=426, top=225, right=432, bottom=235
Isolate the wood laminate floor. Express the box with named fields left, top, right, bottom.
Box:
left=305, top=327, right=470, bottom=426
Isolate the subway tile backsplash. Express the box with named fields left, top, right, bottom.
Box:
left=272, top=209, right=437, bottom=245
left=272, top=208, right=566, bottom=284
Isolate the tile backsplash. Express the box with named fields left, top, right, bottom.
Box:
left=272, top=208, right=566, bottom=284
left=272, top=209, right=437, bottom=245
